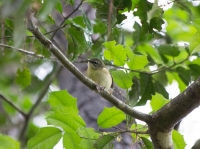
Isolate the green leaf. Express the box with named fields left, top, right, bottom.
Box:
left=72, top=16, right=86, bottom=29
left=82, top=11, right=92, bottom=32
left=166, top=72, right=186, bottom=92
left=78, top=128, right=100, bottom=149
left=136, top=74, right=155, bottom=106
left=176, top=1, right=192, bottom=15
left=190, top=34, right=200, bottom=54
left=63, top=132, right=83, bottom=149
left=38, top=0, right=57, bottom=20
left=116, top=13, right=127, bottom=24
left=93, top=135, right=114, bottom=149
left=0, top=134, right=20, bottom=149
left=157, top=44, right=180, bottom=57
left=67, top=26, right=89, bottom=60
left=97, top=107, right=125, bottom=128
left=78, top=128, right=100, bottom=139
left=55, top=1, right=62, bottom=13
left=176, top=66, right=190, bottom=86
left=46, top=107, right=86, bottom=133
left=15, top=67, right=31, bottom=89
left=141, top=137, right=154, bottom=149
left=154, top=81, right=169, bottom=99
left=150, top=17, right=164, bottom=32
left=172, top=130, right=186, bottom=149
left=111, top=70, right=133, bottom=89
left=114, top=0, right=132, bottom=12
left=93, top=21, right=107, bottom=34
left=27, top=127, right=62, bottom=149
left=192, top=19, right=200, bottom=32
left=136, top=43, right=163, bottom=64
left=126, top=46, right=148, bottom=70
left=48, top=90, right=78, bottom=112
left=132, top=0, right=140, bottom=10
left=133, top=0, right=152, bottom=34
left=150, top=93, right=169, bottom=112
left=128, top=77, right=140, bottom=106
left=103, top=41, right=126, bottom=66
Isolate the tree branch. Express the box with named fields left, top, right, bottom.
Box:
left=147, top=76, right=200, bottom=149
left=0, top=43, right=57, bottom=61
left=152, top=76, right=200, bottom=130
left=27, top=19, right=152, bottom=123
left=19, top=64, right=62, bottom=141
left=0, top=94, right=27, bottom=118
left=50, top=0, right=83, bottom=40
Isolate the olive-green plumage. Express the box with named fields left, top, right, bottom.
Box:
left=86, top=58, right=113, bottom=90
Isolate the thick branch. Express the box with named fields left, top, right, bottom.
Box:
left=27, top=19, right=152, bottom=123
left=152, top=77, right=200, bottom=130
left=147, top=77, right=200, bottom=149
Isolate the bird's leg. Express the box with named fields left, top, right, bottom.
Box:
left=96, top=84, right=104, bottom=93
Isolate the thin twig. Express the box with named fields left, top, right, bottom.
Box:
left=0, top=43, right=57, bottom=61
left=0, top=94, right=27, bottom=118
left=150, top=56, right=189, bottom=74
left=19, top=64, right=63, bottom=141
left=50, top=0, right=83, bottom=40
left=112, top=126, right=149, bottom=135
left=1, top=19, right=5, bottom=53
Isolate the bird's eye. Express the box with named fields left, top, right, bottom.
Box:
left=93, top=61, right=98, bottom=65
left=91, top=61, right=99, bottom=67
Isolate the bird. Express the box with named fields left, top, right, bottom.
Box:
left=86, top=58, right=113, bottom=92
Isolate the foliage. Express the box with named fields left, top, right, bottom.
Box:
left=0, top=0, right=199, bottom=148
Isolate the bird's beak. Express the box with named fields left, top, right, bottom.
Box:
left=86, top=58, right=90, bottom=62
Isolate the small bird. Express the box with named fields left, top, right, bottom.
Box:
left=86, top=58, right=113, bottom=91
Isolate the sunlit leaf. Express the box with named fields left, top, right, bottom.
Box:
left=27, top=127, right=62, bottom=149
left=103, top=41, right=126, bottom=66
left=190, top=34, right=200, bottom=54
left=78, top=128, right=100, bottom=149
left=46, top=107, right=85, bottom=133
left=172, top=130, right=186, bottom=149
left=126, top=46, right=148, bottom=70
left=150, top=93, right=169, bottom=112
left=48, top=90, right=78, bottom=112
left=0, top=134, right=20, bottom=149
left=136, top=43, right=163, bottom=64
left=63, top=132, right=83, bottom=149
left=97, top=107, right=125, bottom=128
left=111, top=70, right=133, bottom=89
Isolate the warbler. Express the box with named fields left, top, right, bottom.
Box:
left=86, top=58, right=113, bottom=91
